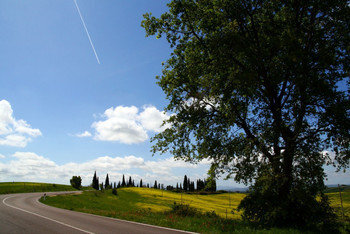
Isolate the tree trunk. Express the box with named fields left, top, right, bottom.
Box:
left=279, top=148, right=294, bottom=202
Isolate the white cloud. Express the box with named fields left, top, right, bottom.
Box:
left=142, top=158, right=197, bottom=176
left=92, top=106, right=147, bottom=144
left=90, top=105, right=171, bottom=144
left=325, top=167, right=350, bottom=185
left=0, top=100, right=41, bottom=147
left=14, top=119, right=41, bottom=137
left=322, top=150, right=336, bottom=164
left=0, top=154, right=5, bottom=159
left=138, top=106, right=171, bottom=132
left=0, top=152, right=210, bottom=186
left=75, top=131, right=92, bottom=138
left=0, top=134, right=31, bottom=147
left=0, top=151, right=344, bottom=188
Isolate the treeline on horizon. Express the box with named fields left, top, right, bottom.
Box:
left=91, top=171, right=216, bottom=192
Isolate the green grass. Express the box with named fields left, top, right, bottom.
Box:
left=3, top=182, right=348, bottom=232
left=0, top=182, right=79, bottom=194
left=328, top=190, right=350, bottom=222
left=40, top=188, right=301, bottom=233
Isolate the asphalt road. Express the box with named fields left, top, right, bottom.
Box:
left=0, top=192, right=193, bottom=234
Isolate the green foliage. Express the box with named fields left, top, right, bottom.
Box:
left=112, top=188, right=118, bottom=196
left=121, top=174, right=126, bottom=187
left=128, top=176, right=132, bottom=187
left=205, top=166, right=217, bottom=192
left=170, top=202, right=199, bottom=217
left=169, top=202, right=219, bottom=218
left=41, top=187, right=349, bottom=233
left=205, top=210, right=219, bottom=218
left=183, top=175, right=188, bottom=191
left=238, top=174, right=339, bottom=232
left=39, top=188, right=251, bottom=233
left=142, top=0, right=349, bottom=230
left=92, top=171, right=99, bottom=190
left=105, top=174, right=111, bottom=189
left=70, top=176, right=82, bottom=190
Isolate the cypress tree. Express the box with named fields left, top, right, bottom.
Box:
left=92, top=171, right=99, bottom=190
left=176, top=183, right=179, bottom=190
left=140, top=179, right=143, bottom=187
left=197, top=179, right=205, bottom=191
left=128, top=176, right=132, bottom=187
left=183, top=175, right=188, bottom=191
left=117, top=181, right=121, bottom=188
left=105, top=174, right=110, bottom=189
left=122, top=175, right=126, bottom=187
left=154, top=180, right=158, bottom=189
left=190, top=182, right=195, bottom=192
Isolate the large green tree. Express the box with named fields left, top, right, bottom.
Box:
left=142, top=0, right=349, bottom=229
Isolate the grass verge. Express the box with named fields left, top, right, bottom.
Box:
left=41, top=188, right=302, bottom=233
left=0, top=182, right=80, bottom=194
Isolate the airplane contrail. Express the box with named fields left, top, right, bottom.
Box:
left=74, top=0, right=100, bottom=64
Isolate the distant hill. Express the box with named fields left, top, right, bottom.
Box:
left=217, top=186, right=248, bottom=192
left=218, top=185, right=350, bottom=193
left=325, top=184, right=350, bottom=193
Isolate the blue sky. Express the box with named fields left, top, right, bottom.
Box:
left=0, top=0, right=348, bottom=188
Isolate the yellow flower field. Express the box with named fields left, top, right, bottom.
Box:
left=128, top=187, right=245, bottom=219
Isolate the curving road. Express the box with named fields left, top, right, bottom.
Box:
left=0, top=192, right=193, bottom=234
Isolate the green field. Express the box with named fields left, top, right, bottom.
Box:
left=0, top=182, right=77, bottom=194
left=325, top=185, right=350, bottom=193
left=2, top=182, right=347, bottom=233
left=328, top=192, right=350, bottom=222
left=41, top=187, right=350, bottom=233
left=45, top=188, right=245, bottom=219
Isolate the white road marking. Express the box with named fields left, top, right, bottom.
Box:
left=2, top=196, right=94, bottom=234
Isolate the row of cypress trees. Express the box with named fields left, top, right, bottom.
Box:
left=171, top=175, right=216, bottom=192
left=91, top=171, right=216, bottom=192
left=92, top=171, right=154, bottom=190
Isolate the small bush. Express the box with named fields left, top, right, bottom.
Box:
left=205, top=210, right=219, bottom=218
left=170, top=202, right=199, bottom=217
left=112, top=188, right=117, bottom=195
left=93, top=191, right=102, bottom=197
